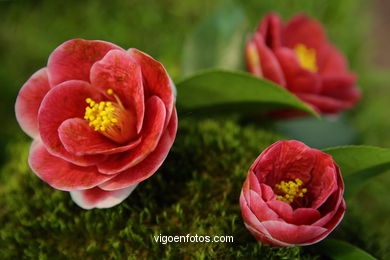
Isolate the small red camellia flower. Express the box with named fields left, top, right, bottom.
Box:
left=246, top=13, right=360, bottom=115
left=15, top=39, right=177, bottom=209
left=240, top=140, right=345, bottom=246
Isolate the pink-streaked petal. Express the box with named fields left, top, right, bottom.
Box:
left=15, top=68, right=51, bottom=138
left=59, top=118, right=141, bottom=156
left=284, top=14, right=327, bottom=52
left=274, top=47, right=321, bottom=94
left=38, top=80, right=103, bottom=166
left=261, top=184, right=276, bottom=201
left=47, top=39, right=122, bottom=86
left=99, top=109, right=177, bottom=190
left=248, top=171, right=261, bottom=195
left=249, top=190, right=280, bottom=222
left=252, top=140, right=315, bottom=187
left=313, top=189, right=344, bottom=227
left=258, top=13, right=283, bottom=49
left=97, top=96, right=166, bottom=174
left=128, top=48, right=173, bottom=129
left=240, top=191, right=291, bottom=247
left=90, top=49, right=144, bottom=133
left=70, top=185, right=137, bottom=210
left=252, top=33, right=286, bottom=86
left=28, top=140, right=115, bottom=191
left=261, top=220, right=327, bottom=245
left=291, top=208, right=321, bottom=225
left=267, top=200, right=293, bottom=221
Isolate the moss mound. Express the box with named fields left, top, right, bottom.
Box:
left=0, top=117, right=323, bottom=259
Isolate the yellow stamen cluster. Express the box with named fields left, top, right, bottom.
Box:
left=275, top=178, right=307, bottom=204
left=84, top=89, right=118, bottom=132
left=294, top=43, right=318, bottom=72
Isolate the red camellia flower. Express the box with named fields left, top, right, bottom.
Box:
left=246, top=13, right=360, bottom=115
left=240, top=140, right=345, bottom=246
left=15, top=39, right=177, bottom=209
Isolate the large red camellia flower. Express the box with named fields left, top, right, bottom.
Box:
left=15, top=39, right=177, bottom=209
left=240, top=140, right=345, bottom=246
left=246, top=13, right=360, bottom=115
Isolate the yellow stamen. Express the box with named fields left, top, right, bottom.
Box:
left=275, top=178, right=308, bottom=204
left=83, top=89, right=137, bottom=144
left=294, top=44, right=318, bottom=72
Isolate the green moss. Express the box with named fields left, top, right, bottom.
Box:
left=0, top=118, right=322, bottom=259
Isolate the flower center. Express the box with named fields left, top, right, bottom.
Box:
left=274, top=178, right=307, bottom=204
left=294, top=44, right=318, bottom=72
left=84, top=89, right=137, bottom=144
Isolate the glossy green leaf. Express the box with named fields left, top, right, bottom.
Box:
left=176, top=69, right=318, bottom=117
left=314, top=239, right=377, bottom=260
left=323, top=145, right=390, bottom=197
left=181, top=1, right=248, bottom=75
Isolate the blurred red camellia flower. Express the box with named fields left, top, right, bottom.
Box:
left=246, top=13, right=360, bottom=115
left=240, top=140, right=345, bottom=246
left=15, top=39, right=177, bottom=209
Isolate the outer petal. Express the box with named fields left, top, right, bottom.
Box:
left=47, top=39, right=122, bottom=86
left=252, top=140, right=315, bottom=187
left=321, top=74, right=360, bottom=106
left=298, top=93, right=353, bottom=114
left=249, top=190, right=280, bottom=222
left=90, top=49, right=145, bottom=133
left=99, top=108, right=177, bottom=190
left=284, top=14, right=327, bottom=51
left=251, top=33, right=286, bottom=86
left=128, top=48, right=173, bottom=129
left=97, top=96, right=166, bottom=174
left=70, top=185, right=137, bottom=210
left=261, top=220, right=327, bottom=245
left=28, top=140, right=115, bottom=191
left=58, top=118, right=141, bottom=156
left=318, top=44, right=349, bottom=75
left=274, top=47, right=321, bottom=94
left=38, top=80, right=103, bottom=166
left=258, top=13, right=283, bottom=49
left=15, top=68, right=51, bottom=138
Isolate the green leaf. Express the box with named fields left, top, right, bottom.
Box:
left=176, top=69, right=318, bottom=117
left=181, top=1, right=248, bottom=75
left=323, top=145, right=390, bottom=197
left=313, top=239, right=377, bottom=260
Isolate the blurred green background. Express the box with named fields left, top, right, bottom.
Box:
left=0, top=0, right=389, bottom=258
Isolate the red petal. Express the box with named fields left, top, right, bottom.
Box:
left=321, top=74, right=360, bottom=105
left=258, top=13, right=283, bottom=49
left=249, top=190, right=280, bottom=222
left=261, top=220, right=327, bottom=245
left=267, top=200, right=293, bottom=221
left=274, top=47, right=321, bottom=94
left=291, top=208, right=321, bottom=225
left=58, top=118, right=141, bottom=156
left=307, top=150, right=338, bottom=209
left=245, top=39, right=263, bottom=77
left=90, top=49, right=145, bottom=133
left=298, top=93, right=353, bottom=114
left=99, top=109, right=177, bottom=190
left=97, top=96, right=166, bottom=174
left=248, top=171, right=262, bottom=195
left=252, top=140, right=315, bottom=187
left=47, top=39, right=121, bottom=86
left=260, top=184, right=276, bottom=201
left=38, top=80, right=103, bottom=166
left=128, top=48, right=174, bottom=129
left=15, top=68, right=51, bottom=138
left=70, top=185, right=137, bottom=209
left=284, top=14, right=327, bottom=51
left=28, top=140, right=114, bottom=191
left=252, top=33, right=286, bottom=86
left=318, top=44, right=348, bottom=75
